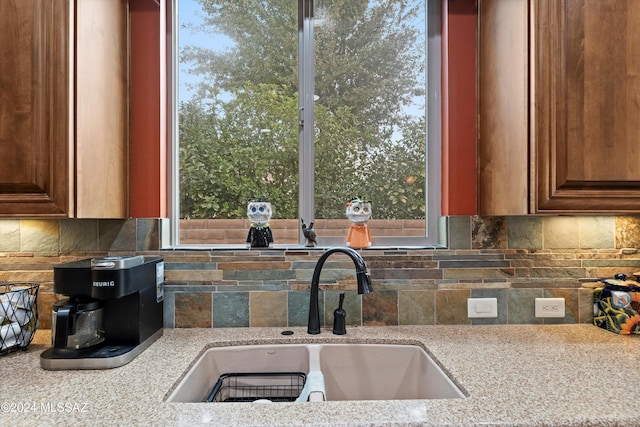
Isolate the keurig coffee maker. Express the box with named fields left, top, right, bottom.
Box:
left=40, top=256, right=164, bottom=370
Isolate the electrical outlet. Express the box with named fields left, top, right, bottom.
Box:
left=467, top=298, right=498, bottom=318
left=535, top=298, right=565, bottom=318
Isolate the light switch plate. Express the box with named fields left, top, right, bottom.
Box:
left=535, top=298, right=565, bottom=318
left=467, top=298, right=498, bottom=318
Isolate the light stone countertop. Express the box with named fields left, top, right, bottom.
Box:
left=1, top=324, right=639, bottom=427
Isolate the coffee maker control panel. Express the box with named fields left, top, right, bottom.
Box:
left=91, top=256, right=145, bottom=270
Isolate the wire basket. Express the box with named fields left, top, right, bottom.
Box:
left=0, top=283, right=39, bottom=355
left=206, top=372, right=306, bottom=403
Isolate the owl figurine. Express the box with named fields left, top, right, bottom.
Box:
left=345, top=198, right=372, bottom=248
left=246, top=201, right=274, bottom=248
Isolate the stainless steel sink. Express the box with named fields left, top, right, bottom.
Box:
left=166, top=343, right=465, bottom=402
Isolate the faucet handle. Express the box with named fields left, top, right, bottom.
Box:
left=332, top=293, right=347, bottom=335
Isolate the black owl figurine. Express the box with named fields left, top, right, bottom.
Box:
left=246, top=201, right=274, bottom=248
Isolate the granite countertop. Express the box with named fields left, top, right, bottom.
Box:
left=1, top=324, right=639, bottom=426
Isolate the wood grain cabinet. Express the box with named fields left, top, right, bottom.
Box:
left=479, top=0, right=640, bottom=214
left=0, top=0, right=128, bottom=218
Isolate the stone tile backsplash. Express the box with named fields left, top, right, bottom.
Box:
left=1, top=216, right=640, bottom=329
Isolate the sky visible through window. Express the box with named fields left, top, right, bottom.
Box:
left=178, top=1, right=234, bottom=102
left=177, top=0, right=426, bottom=122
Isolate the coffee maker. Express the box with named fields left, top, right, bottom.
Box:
left=40, top=256, right=164, bottom=370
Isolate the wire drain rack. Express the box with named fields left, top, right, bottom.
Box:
left=206, top=372, right=306, bottom=403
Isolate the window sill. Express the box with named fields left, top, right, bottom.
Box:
left=163, top=244, right=446, bottom=251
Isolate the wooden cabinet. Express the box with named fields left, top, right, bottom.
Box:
left=0, top=0, right=128, bottom=218
left=533, top=0, right=640, bottom=213
left=478, top=0, right=529, bottom=215
left=479, top=0, right=640, bottom=214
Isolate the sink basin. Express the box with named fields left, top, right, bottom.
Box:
left=167, top=344, right=310, bottom=402
left=166, top=343, right=465, bottom=402
left=318, top=344, right=464, bottom=400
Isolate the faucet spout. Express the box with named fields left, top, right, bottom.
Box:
left=307, top=247, right=373, bottom=334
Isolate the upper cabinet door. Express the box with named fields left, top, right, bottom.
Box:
left=0, top=0, right=128, bottom=218
left=74, top=0, right=128, bottom=218
left=478, top=0, right=529, bottom=215
left=0, top=0, right=71, bottom=217
left=534, top=0, right=640, bottom=213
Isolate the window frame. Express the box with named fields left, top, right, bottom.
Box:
left=169, top=0, right=442, bottom=248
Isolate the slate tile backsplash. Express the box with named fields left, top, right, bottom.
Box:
left=1, top=216, right=640, bottom=329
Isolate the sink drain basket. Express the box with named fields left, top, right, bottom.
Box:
left=206, top=372, right=306, bottom=402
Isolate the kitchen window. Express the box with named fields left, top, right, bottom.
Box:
left=170, top=0, right=441, bottom=247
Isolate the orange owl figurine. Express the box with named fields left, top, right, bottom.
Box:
left=345, top=198, right=372, bottom=249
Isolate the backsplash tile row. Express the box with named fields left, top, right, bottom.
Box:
left=446, top=215, right=640, bottom=249
left=0, top=218, right=161, bottom=253
left=0, top=216, right=639, bottom=329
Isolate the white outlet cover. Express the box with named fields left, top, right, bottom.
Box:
left=535, top=298, right=565, bottom=318
left=467, top=298, right=498, bottom=318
